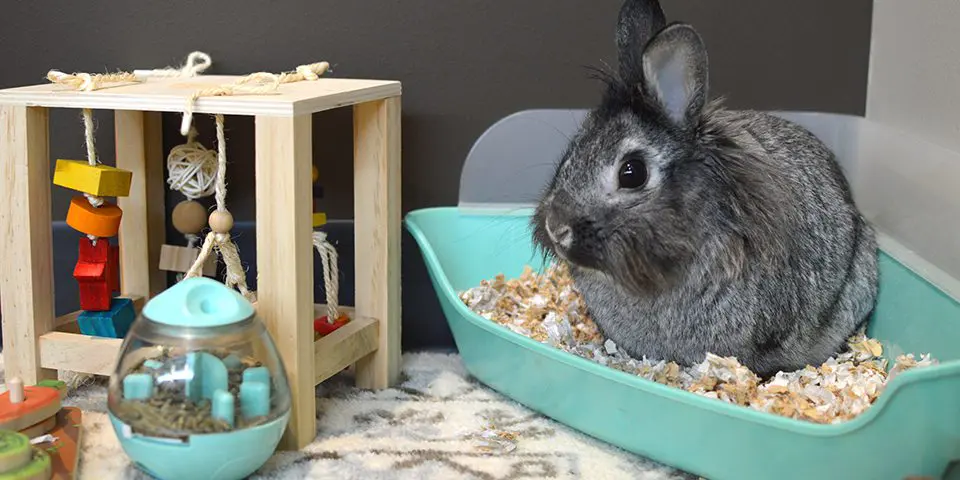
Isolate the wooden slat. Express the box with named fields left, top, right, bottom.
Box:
left=255, top=113, right=316, bottom=450
left=314, top=316, right=379, bottom=384
left=0, top=77, right=401, bottom=117
left=0, top=105, right=57, bottom=385
left=116, top=110, right=167, bottom=298
left=39, top=332, right=121, bottom=376
left=353, top=97, right=402, bottom=389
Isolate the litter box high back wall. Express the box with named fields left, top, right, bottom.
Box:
left=867, top=0, right=960, bottom=153
left=0, top=0, right=872, bottom=350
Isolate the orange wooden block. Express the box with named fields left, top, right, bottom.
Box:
left=65, top=196, right=122, bottom=238
left=0, top=386, right=61, bottom=431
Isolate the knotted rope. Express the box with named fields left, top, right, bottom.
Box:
left=183, top=113, right=256, bottom=303
left=313, top=231, right=340, bottom=321
left=46, top=70, right=139, bottom=91
left=134, top=51, right=212, bottom=79
left=179, top=61, right=331, bottom=135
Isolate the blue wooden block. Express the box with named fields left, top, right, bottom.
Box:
left=77, top=297, right=136, bottom=338
left=123, top=373, right=155, bottom=400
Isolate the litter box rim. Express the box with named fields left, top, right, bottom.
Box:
left=404, top=206, right=960, bottom=438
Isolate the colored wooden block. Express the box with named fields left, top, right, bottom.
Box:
left=34, top=381, right=66, bottom=401
left=314, top=315, right=350, bottom=337
left=108, top=244, right=120, bottom=293
left=158, top=244, right=216, bottom=276
left=65, top=196, right=122, bottom=238
left=0, top=431, right=31, bottom=474
left=76, top=298, right=135, bottom=339
left=312, top=212, right=327, bottom=227
left=74, top=237, right=114, bottom=311
left=0, top=386, right=61, bottom=432
left=18, top=414, right=56, bottom=439
left=53, top=159, right=132, bottom=197
left=2, top=447, right=51, bottom=480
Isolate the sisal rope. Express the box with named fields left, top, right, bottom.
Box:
left=46, top=70, right=139, bottom=91
left=134, top=51, right=212, bottom=79
left=179, top=61, right=331, bottom=135
left=183, top=114, right=256, bottom=303
left=313, top=231, right=340, bottom=321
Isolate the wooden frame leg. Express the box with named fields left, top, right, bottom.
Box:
left=255, top=114, right=315, bottom=450
left=0, top=105, right=57, bottom=385
left=353, top=96, right=402, bottom=389
left=115, top=110, right=166, bottom=298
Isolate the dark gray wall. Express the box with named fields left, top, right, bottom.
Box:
left=0, top=1, right=873, bottom=351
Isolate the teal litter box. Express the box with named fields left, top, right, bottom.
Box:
left=405, top=110, right=960, bottom=480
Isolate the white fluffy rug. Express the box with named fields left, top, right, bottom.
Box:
left=4, top=353, right=693, bottom=479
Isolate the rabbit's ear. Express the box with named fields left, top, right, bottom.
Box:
left=640, top=23, right=709, bottom=130
left=616, top=0, right=667, bottom=86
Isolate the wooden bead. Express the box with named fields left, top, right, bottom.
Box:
left=172, top=200, right=207, bottom=235
left=312, top=165, right=319, bottom=183
left=65, top=196, right=122, bottom=238
left=53, top=159, right=132, bottom=197
left=208, top=210, right=234, bottom=234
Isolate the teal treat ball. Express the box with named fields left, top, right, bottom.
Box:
left=106, top=277, right=291, bottom=480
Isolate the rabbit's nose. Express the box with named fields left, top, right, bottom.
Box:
left=546, top=217, right=573, bottom=250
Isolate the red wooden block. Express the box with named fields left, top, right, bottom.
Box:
left=314, top=315, right=350, bottom=337
left=74, top=237, right=111, bottom=311
left=107, top=244, right=120, bottom=293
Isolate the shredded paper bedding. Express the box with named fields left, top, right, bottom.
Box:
left=459, top=263, right=936, bottom=424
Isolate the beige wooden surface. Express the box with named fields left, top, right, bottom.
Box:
left=0, top=77, right=401, bottom=117
left=0, top=105, right=58, bottom=385
left=39, top=332, right=122, bottom=376
left=353, top=97, right=403, bottom=389
left=314, top=315, right=379, bottom=384
left=255, top=113, right=316, bottom=450
left=116, top=110, right=167, bottom=298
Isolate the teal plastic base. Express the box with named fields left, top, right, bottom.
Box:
left=108, top=410, right=289, bottom=480
left=405, top=207, right=960, bottom=480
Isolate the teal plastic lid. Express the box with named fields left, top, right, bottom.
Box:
left=141, top=277, right=255, bottom=328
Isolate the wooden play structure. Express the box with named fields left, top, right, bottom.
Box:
left=0, top=62, right=402, bottom=450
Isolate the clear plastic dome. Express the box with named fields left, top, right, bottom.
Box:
left=107, top=285, right=291, bottom=440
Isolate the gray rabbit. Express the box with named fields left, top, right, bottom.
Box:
left=531, top=0, right=878, bottom=377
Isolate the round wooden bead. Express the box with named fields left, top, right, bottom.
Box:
left=312, top=165, right=319, bottom=183
left=171, top=200, right=207, bottom=235
left=66, top=196, right=122, bottom=238
left=208, top=210, right=234, bottom=234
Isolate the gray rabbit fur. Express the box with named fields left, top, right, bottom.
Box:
left=531, top=0, right=879, bottom=377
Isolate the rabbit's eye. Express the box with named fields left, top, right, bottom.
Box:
left=618, top=155, right=648, bottom=190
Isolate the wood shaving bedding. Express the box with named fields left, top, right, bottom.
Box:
left=459, top=263, right=937, bottom=424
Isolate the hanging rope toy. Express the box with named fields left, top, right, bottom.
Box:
left=313, top=231, right=349, bottom=337
left=183, top=113, right=256, bottom=303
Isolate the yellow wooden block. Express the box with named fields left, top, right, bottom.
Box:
left=312, top=212, right=327, bottom=227
left=53, top=159, right=133, bottom=197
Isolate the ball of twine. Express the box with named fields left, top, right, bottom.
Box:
left=167, top=128, right=217, bottom=200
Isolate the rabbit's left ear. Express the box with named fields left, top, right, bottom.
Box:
left=641, top=23, right=709, bottom=130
